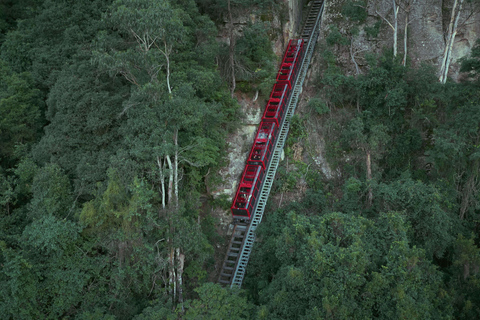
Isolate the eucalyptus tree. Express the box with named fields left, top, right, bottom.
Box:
left=95, top=0, right=229, bottom=307
left=438, top=0, right=480, bottom=83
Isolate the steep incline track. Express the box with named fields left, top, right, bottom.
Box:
left=218, top=0, right=324, bottom=288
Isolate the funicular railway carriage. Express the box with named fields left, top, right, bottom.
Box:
left=262, top=83, right=289, bottom=127
left=247, top=121, right=277, bottom=170
left=275, top=39, right=304, bottom=89
left=231, top=38, right=305, bottom=221
left=231, top=165, right=264, bottom=219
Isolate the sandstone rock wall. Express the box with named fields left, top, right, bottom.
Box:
left=319, top=0, right=480, bottom=78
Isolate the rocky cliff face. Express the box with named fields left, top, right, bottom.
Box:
left=319, top=0, right=480, bottom=78
left=211, top=0, right=309, bottom=206
left=211, top=0, right=479, bottom=224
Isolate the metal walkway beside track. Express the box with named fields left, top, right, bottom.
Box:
left=218, top=0, right=325, bottom=288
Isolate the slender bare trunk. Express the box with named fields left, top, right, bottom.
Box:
left=227, top=0, right=236, bottom=98
left=439, top=0, right=464, bottom=83
left=403, top=14, right=408, bottom=66
left=366, top=150, right=373, bottom=207
left=439, top=0, right=458, bottom=80
left=350, top=38, right=360, bottom=75
left=174, top=129, right=179, bottom=209
left=157, top=156, right=166, bottom=210
left=166, top=155, right=173, bottom=205
left=443, top=0, right=464, bottom=82
left=393, top=0, right=398, bottom=57
left=165, top=42, right=172, bottom=95
left=176, top=248, right=185, bottom=312
left=168, top=246, right=175, bottom=299
left=376, top=1, right=399, bottom=58
left=165, top=154, right=175, bottom=299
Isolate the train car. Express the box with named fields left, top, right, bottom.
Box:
left=230, top=39, right=306, bottom=222
left=275, top=39, right=304, bottom=89
left=262, top=83, right=289, bottom=126
left=231, top=165, right=265, bottom=220
left=247, top=121, right=278, bottom=170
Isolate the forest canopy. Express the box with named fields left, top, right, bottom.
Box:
left=1, top=0, right=479, bottom=319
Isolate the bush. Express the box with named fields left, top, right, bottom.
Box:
left=308, top=98, right=329, bottom=115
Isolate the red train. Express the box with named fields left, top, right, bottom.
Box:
left=231, top=39, right=304, bottom=220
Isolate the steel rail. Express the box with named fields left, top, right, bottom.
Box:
left=229, top=0, right=325, bottom=288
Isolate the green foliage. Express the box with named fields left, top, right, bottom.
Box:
left=32, top=61, right=126, bottom=197
left=449, top=234, right=480, bottom=319
left=286, top=114, right=306, bottom=145
left=375, top=177, right=458, bottom=259
left=307, top=97, right=329, bottom=115
left=0, top=60, right=43, bottom=167
left=234, top=22, right=276, bottom=94
left=317, top=49, right=354, bottom=106
left=340, top=176, right=363, bottom=213
left=342, top=0, right=367, bottom=23
left=1, top=0, right=109, bottom=85
left=246, top=209, right=453, bottom=319
left=2, top=0, right=480, bottom=317
left=133, top=298, right=176, bottom=320
left=460, top=38, right=480, bottom=83
left=184, top=283, right=254, bottom=319
left=29, top=163, right=73, bottom=219
left=326, top=25, right=349, bottom=46
left=0, top=215, right=108, bottom=319
left=364, top=20, right=382, bottom=39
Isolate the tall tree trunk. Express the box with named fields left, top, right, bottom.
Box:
left=165, top=154, right=175, bottom=299
left=376, top=1, right=399, bottom=58
left=439, top=0, right=464, bottom=83
left=164, top=42, right=172, bottom=95
left=174, top=129, right=179, bottom=209
left=403, top=14, right=408, bottom=66
left=168, top=246, right=176, bottom=299
left=366, top=150, right=373, bottom=207
left=166, top=155, right=173, bottom=205
left=350, top=38, right=360, bottom=75
left=176, top=248, right=185, bottom=312
left=227, top=0, right=236, bottom=98
left=157, top=156, right=166, bottom=210
left=393, top=0, right=398, bottom=57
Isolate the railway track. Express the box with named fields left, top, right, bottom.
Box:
left=218, top=0, right=325, bottom=288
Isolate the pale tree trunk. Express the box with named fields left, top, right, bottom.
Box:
left=176, top=248, right=185, bottom=312
left=398, top=0, right=415, bottom=66
left=168, top=247, right=176, bottom=299
left=166, top=155, right=173, bottom=205
left=403, top=14, right=408, bottom=66
left=439, top=0, right=465, bottom=83
left=157, top=156, right=166, bottom=210
left=173, top=129, right=179, bottom=209
left=165, top=42, right=172, bottom=95
left=393, top=0, right=398, bottom=57
left=165, top=155, right=175, bottom=298
left=350, top=38, right=360, bottom=75
left=227, top=0, right=236, bottom=98
left=366, top=150, right=373, bottom=207
left=156, top=41, right=172, bottom=95
left=376, top=1, right=399, bottom=57
left=173, top=130, right=181, bottom=306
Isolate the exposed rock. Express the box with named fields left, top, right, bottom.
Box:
left=211, top=93, right=262, bottom=201
left=211, top=0, right=480, bottom=206
left=408, top=0, right=445, bottom=64
left=319, top=0, right=480, bottom=77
